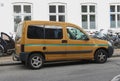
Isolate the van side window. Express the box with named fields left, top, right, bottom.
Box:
left=27, top=25, right=44, bottom=39
left=67, top=27, right=87, bottom=40
left=27, top=25, right=63, bottom=39
left=45, top=26, right=63, bottom=39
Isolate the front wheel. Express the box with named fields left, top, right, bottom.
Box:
left=94, top=49, right=108, bottom=63
left=28, top=54, right=44, bottom=69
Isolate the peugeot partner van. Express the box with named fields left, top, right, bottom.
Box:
left=15, top=21, right=113, bottom=69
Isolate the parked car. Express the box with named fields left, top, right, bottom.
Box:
left=14, top=21, right=114, bottom=69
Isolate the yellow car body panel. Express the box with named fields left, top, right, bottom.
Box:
left=15, top=21, right=113, bottom=62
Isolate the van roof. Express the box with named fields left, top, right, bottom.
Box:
left=23, top=20, right=79, bottom=27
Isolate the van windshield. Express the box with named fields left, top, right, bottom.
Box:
left=15, top=23, right=23, bottom=40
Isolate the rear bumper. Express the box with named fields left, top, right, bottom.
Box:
left=19, top=52, right=29, bottom=62
left=12, top=53, right=20, bottom=61
left=108, top=46, right=114, bottom=57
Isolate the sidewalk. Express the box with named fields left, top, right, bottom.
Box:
left=0, top=49, right=120, bottom=65
left=112, top=49, right=120, bottom=57
left=0, top=56, right=20, bottom=66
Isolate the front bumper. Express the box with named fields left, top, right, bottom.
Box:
left=108, top=46, right=114, bottom=57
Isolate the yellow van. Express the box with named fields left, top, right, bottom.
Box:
left=15, top=21, right=114, bottom=69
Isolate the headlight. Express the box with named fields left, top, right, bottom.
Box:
left=108, top=41, right=112, bottom=46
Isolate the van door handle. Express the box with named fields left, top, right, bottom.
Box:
left=62, top=40, right=67, bottom=43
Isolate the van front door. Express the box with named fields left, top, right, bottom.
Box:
left=66, top=26, right=94, bottom=60
left=44, top=25, right=66, bottom=61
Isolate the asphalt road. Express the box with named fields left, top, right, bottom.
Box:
left=0, top=57, right=120, bottom=81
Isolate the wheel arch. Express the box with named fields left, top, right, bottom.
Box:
left=28, top=51, right=46, bottom=61
left=94, top=47, right=108, bottom=57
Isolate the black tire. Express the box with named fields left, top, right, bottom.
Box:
left=0, top=45, right=4, bottom=56
left=28, top=54, right=44, bottom=69
left=21, top=61, right=25, bottom=65
left=94, top=49, right=108, bottom=63
left=7, top=50, right=14, bottom=55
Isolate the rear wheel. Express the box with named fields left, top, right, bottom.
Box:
left=94, top=49, right=108, bottom=63
left=28, top=54, right=44, bottom=69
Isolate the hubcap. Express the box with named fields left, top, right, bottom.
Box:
left=98, top=52, right=106, bottom=62
left=31, top=56, right=42, bottom=68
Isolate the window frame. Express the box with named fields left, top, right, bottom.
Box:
left=110, top=4, right=120, bottom=29
left=81, top=3, right=97, bottom=30
left=49, top=3, right=67, bottom=22
left=13, top=3, right=33, bottom=32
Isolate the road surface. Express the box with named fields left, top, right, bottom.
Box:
left=0, top=57, right=120, bottom=81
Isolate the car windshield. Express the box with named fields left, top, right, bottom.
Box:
left=15, top=23, right=23, bottom=40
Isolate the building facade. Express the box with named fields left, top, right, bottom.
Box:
left=0, top=0, right=120, bottom=34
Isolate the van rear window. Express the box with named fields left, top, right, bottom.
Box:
left=27, top=25, right=44, bottom=39
left=27, top=25, right=63, bottom=39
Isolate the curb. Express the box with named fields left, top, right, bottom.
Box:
left=111, top=49, right=120, bottom=57
left=0, top=61, right=21, bottom=66
left=0, top=55, right=21, bottom=66
left=0, top=50, right=120, bottom=66
left=112, top=55, right=120, bottom=57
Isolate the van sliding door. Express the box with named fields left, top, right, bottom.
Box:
left=44, top=25, right=66, bottom=61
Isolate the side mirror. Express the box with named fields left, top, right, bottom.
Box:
left=83, top=35, right=89, bottom=40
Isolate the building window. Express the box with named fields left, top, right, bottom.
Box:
left=49, top=3, right=66, bottom=22
left=13, top=3, right=32, bottom=32
left=81, top=4, right=96, bottom=29
left=110, top=4, right=120, bottom=28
